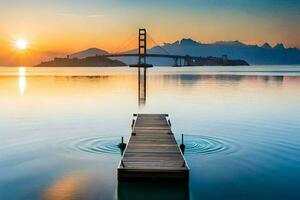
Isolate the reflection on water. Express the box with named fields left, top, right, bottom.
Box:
left=118, top=181, right=189, bottom=200
left=0, top=67, right=300, bottom=200
left=163, top=74, right=285, bottom=85
left=138, top=67, right=147, bottom=107
left=43, top=173, right=89, bottom=200
left=18, top=67, right=26, bottom=95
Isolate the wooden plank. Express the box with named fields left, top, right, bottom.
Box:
left=118, top=114, right=189, bottom=182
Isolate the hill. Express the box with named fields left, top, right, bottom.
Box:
left=70, top=48, right=109, bottom=59
left=34, top=55, right=126, bottom=67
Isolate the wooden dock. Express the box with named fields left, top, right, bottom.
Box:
left=118, top=114, right=189, bottom=182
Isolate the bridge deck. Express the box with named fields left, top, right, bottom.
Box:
left=103, top=53, right=187, bottom=59
left=118, top=114, right=189, bottom=181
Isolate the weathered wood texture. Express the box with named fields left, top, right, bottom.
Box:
left=118, top=114, right=189, bottom=182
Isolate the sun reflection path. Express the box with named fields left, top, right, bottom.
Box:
left=18, top=67, right=26, bottom=96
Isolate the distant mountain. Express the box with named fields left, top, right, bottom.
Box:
left=70, top=48, right=108, bottom=59
left=47, top=40, right=300, bottom=67
left=261, top=43, right=272, bottom=49
left=273, top=43, right=285, bottom=50
left=115, top=39, right=300, bottom=66
left=148, top=39, right=300, bottom=65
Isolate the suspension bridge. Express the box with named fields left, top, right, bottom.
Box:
left=102, top=28, right=205, bottom=67
left=36, top=28, right=248, bottom=67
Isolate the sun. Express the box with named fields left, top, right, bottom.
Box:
left=16, top=39, right=28, bottom=50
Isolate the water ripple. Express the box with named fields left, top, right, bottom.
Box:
left=60, top=136, right=124, bottom=156
left=180, top=135, right=240, bottom=155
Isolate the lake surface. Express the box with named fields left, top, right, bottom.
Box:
left=0, top=66, right=300, bottom=200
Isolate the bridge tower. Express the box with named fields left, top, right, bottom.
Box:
left=138, top=28, right=146, bottom=65
left=130, top=28, right=153, bottom=68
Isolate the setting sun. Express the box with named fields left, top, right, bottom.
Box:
left=16, top=39, right=28, bottom=50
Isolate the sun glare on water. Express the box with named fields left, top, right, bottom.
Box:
left=16, top=39, right=28, bottom=50
left=18, top=67, right=26, bottom=95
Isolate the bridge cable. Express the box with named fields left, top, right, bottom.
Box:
left=113, top=32, right=137, bottom=54
left=146, top=33, right=171, bottom=55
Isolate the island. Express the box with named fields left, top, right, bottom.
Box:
left=34, top=52, right=249, bottom=67
left=34, top=55, right=127, bottom=67
left=181, top=55, right=249, bottom=66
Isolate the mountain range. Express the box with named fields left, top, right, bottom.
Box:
left=70, top=39, right=300, bottom=66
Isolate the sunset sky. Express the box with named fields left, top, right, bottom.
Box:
left=0, top=0, right=299, bottom=66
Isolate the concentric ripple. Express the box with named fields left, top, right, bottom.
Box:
left=179, top=135, right=239, bottom=155
left=60, top=136, right=125, bottom=156
left=61, top=135, right=239, bottom=157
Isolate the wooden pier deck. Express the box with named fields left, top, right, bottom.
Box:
left=118, top=114, right=189, bottom=182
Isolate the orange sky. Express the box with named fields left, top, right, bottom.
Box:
left=0, top=0, right=299, bottom=66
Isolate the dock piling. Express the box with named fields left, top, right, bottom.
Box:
left=118, top=136, right=127, bottom=155
left=180, top=134, right=186, bottom=154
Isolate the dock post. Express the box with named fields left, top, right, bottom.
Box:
left=131, top=119, right=135, bottom=129
left=118, top=136, right=126, bottom=155
left=180, top=134, right=185, bottom=154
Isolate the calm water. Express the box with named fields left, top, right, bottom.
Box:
left=0, top=66, right=300, bottom=200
